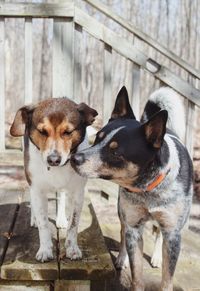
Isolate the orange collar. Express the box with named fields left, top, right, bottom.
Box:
left=127, top=169, right=170, bottom=193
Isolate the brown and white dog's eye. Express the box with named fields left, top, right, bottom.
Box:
left=62, top=129, right=74, bottom=136
left=38, top=128, right=48, bottom=137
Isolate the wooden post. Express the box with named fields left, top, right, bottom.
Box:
left=0, top=18, right=5, bottom=151
left=185, top=75, right=196, bottom=157
left=130, top=36, right=140, bottom=120
left=103, top=43, right=112, bottom=124
left=131, top=62, right=140, bottom=119
left=24, top=18, right=33, bottom=104
left=53, top=18, right=74, bottom=99
left=73, top=23, right=83, bottom=104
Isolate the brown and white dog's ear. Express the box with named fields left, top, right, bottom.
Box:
left=77, top=103, right=98, bottom=126
left=142, top=110, right=168, bottom=149
left=110, top=86, right=136, bottom=121
left=10, top=105, right=35, bottom=137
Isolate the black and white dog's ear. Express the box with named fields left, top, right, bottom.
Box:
left=10, top=105, right=35, bottom=137
left=110, top=86, right=136, bottom=121
left=142, top=110, right=168, bottom=149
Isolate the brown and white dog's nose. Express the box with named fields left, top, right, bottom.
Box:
left=71, top=153, right=85, bottom=166
left=47, top=151, right=61, bottom=166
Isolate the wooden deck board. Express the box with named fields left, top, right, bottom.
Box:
left=88, top=180, right=200, bottom=291
left=55, top=280, right=90, bottom=291
left=0, top=204, right=18, bottom=265
left=0, top=281, right=51, bottom=291
left=0, top=181, right=199, bottom=289
left=59, top=200, right=114, bottom=281
left=0, top=189, right=22, bottom=265
left=1, top=198, right=58, bottom=281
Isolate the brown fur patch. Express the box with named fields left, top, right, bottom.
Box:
left=111, top=108, right=127, bottom=120
left=26, top=97, right=86, bottom=155
left=101, top=162, right=139, bottom=186
left=109, top=141, right=118, bottom=149
left=30, top=116, right=82, bottom=155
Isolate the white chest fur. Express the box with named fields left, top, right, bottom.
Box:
left=28, top=137, right=87, bottom=192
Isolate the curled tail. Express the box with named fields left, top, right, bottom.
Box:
left=141, top=87, right=185, bottom=142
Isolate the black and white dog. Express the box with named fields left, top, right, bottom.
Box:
left=71, top=87, right=193, bottom=291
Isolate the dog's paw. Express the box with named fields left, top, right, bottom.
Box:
left=115, top=252, right=129, bottom=270
left=56, top=216, right=68, bottom=229
left=151, top=251, right=162, bottom=268
left=36, top=245, right=54, bottom=262
left=66, top=244, right=82, bottom=260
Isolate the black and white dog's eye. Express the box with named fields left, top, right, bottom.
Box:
left=111, top=150, right=124, bottom=160
left=112, top=150, right=121, bottom=158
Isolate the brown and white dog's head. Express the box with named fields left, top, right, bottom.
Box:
left=10, top=98, right=97, bottom=167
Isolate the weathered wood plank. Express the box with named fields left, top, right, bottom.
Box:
left=0, top=18, right=5, bottom=151
left=153, top=65, right=200, bottom=107
left=25, top=18, right=33, bottom=104
left=55, top=280, right=90, bottom=291
left=0, top=281, right=51, bottom=291
left=75, top=7, right=145, bottom=63
left=59, top=200, right=114, bottom=280
left=103, top=43, right=112, bottom=124
left=131, top=62, right=140, bottom=119
left=90, top=280, right=106, bottom=291
left=0, top=190, right=22, bottom=265
left=0, top=3, right=74, bottom=18
left=1, top=198, right=58, bottom=280
left=0, top=189, right=24, bottom=205
left=185, top=75, right=196, bottom=157
left=73, top=23, right=83, bottom=104
left=84, top=0, right=200, bottom=80
left=74, top=8, right=200, bottom=107
left=53, top=18, right=74, bottom=99
left=185, top=100, right=195, bottom=157
left=0, top=204, right=18, bottom=265
left=0, top=151, right=23, bottom=167
left=87, top=179, right=118, bottom=199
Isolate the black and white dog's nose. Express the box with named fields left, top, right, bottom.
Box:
left=47, top=151, right=61, bottom=166
left=71, top=153, right=85, bottom=166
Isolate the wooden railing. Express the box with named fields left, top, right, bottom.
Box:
left=84, top=0, right=200, bottom=83
left=0, top=0, right=199, bottom=164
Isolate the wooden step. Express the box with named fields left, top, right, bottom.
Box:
left=59, top=200, right=114, bottom=281
left=1, top=198, right=58, bottom=281
left=0, top=189, right=114, bottom=290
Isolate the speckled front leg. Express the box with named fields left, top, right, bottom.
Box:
left=125, top=225, right=145, bottom=291
left=161, top=231, right=181, bottom=291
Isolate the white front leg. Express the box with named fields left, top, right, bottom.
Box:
left=56, top=191, right=68, bottom=229
left=30, top=193, right=37, bottom=228
left=65, top=190, right=84, bottom=260
left=30, top=187, right=53, bottom=262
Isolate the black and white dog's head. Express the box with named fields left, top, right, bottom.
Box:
left=71, top=87, right=168, bottom=189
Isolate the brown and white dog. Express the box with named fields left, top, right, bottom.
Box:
left=10, top=97, right=97, bottom=262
